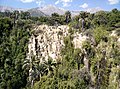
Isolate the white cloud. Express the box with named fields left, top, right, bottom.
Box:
left=20, top=0, right=44, bottom=6
left=20, top=0, right=34, bottom=3
left=36, top=0, right=44, bottom=6
left=63, top=3, right=71, bottom=7
left=108, top=0, right=120, bottom=4
left=55, top=0, right=60, bottom=5
left=79, top=3, right=88, bottom=9
left=55, top=0, right=72, bottom=7
left=61, top=0, right=72, bottom=3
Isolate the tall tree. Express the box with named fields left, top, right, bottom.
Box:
left=65, top=11, right=71, bottom=23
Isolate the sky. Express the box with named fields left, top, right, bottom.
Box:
left=0, top=0, right=120, bottom=11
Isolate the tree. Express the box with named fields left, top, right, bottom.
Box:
left=4, top=10, right=11, bottom=17
left=20, top=11, right=30, bottom=19
left=93, top=26, right=108, bottom=45
left=79, top=11, right=89, bottom=19
left=74, top=49, right=83, bottom=70
left=107, top=8, right=120, bottom=27
left=51, top=13, right=59, bottom=17
left=65, top=11, right=71, bottom=23
left=79, top=11, right=89, bottom=31
left=92, top=11, right=108, bottom=27
left=44, top=57, right=56, bottom=77
left=13, top=10, right=19, bottom=20
left=112, top=8, right=119, bottom=14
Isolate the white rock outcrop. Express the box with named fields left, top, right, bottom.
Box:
left=27, top=25, right=88, bottom=62
left=73, top=32, right=88, bottom=49
left=28, top=25, right=69, bottom=62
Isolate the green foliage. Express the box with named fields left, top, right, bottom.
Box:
left=107, top=8, right=120, bottom=27
left=82, top=41, right=95, bottom=58
left=0, top=9, right=120, bottom=89
left=92, top=11, right=108, bottom=27
left=79, top=11, right=89, bottom=19
left=75, top=78, right=88, bottom=89
left=74, top=48, right=84, bottom=70
left=93, top=26, right=109, bottom=45
left=0, top=17, right=31, bottom=89
left=65, top=11, right=71, bottom=23
left=61, top=35, right=74, bottom=56
left=69, top=20, right=80, bottom=30
left=20, top=11, right=31, bottom=19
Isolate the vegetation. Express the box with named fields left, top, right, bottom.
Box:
left=0, top=9, right=120, bottom=89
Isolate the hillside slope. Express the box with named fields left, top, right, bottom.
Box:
left=27, top=25, right=120, bottom=89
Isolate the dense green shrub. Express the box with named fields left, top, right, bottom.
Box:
left=93, top=26, right=109, bottom=45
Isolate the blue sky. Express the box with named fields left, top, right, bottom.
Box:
left=0, top=0, right=120, bottom=11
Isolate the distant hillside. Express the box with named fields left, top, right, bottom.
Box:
left=0, top=5, right=66, bottom=16
left=27, top=5, right=66, bottom=16
left=0, top=6, right=15, bottom=12
left=37, top=5, right=66, bottom=16
left=0, top=5, right=27, bottom=12
left=27, top=8, right=47, bottom=17
left=0, top=5, right=103, bottom=17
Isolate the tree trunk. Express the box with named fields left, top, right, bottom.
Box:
left=78, top=63, right=80, bottom=70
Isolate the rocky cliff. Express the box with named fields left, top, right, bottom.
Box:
left=27, top=25, right=88, bottom=63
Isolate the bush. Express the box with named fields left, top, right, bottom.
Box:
left=93, top=26, right=109, bottom=45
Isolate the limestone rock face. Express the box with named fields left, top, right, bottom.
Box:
left=28, top=25, right=69, bottom=62
left=118, top=38, right=120, bottom=43
left=73, top=32, right=88, bottom=49
left=27, top=25, right=88, bottom=62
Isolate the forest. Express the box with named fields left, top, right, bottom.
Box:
left=0, top=8, right=120, bottom=89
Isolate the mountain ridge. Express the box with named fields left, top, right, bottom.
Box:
left=0, top=5, right=102, bottom=17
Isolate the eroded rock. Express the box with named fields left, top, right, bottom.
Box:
left=28, top=25, right=70, bottom=62
left=27, top=25, right=88, bottom=63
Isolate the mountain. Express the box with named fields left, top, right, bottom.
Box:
left=0, top=5, right=66, bottom=16
left=0, top=6, right=15, bottom=12
left=0, top=5, right=27, bottom=12
left=71, top=11, right=80, bottom=17
left=27, top=5, right=66, bottom=16
left=0, top=5, right=46, bottom=17
left=27, top=8, right=47, bottom=17
left=86, top=7, right=103, bottom=13
left=0, top=5, right=102, bottom=17
left=34, top=5, right=80, bottom=16
left=37, top=5, right=66, bottom=16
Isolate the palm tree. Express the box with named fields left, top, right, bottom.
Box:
left=22, top=53, right=37, bottom=87
left=34, top=63, right=48, bottom=81
left=65, top=11, right=71, bottom=23
left=43, top=57, right=57, bottom=77
left=13, top=10, right=19, bottom=20
left=4, top=10, right=11, bottom=17
left=22, top=53, right=50, bottom=87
